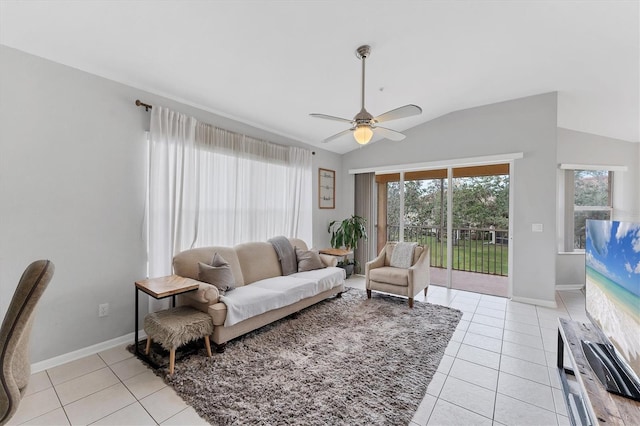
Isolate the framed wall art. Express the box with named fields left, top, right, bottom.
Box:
left=318, top=168, right=335, bottom=209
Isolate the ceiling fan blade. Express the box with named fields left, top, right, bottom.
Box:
left=373, top=126, right=406, bottom=142
left=373, top=104, right=422, bottom=124
left=321, top=128, right=354, bottom=143
left=310, top=113, right=354, bottom=124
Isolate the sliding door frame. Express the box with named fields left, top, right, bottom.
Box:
left=351, top=152, right=521, bottom=298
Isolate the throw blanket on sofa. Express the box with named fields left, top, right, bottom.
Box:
left=220, top=276, right=317, bottom=326
left=268, top=236, right=297, bottom=275
left=390, top=242, right=417, bottom=268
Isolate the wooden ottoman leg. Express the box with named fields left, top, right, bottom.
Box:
left=145, top=338, right=152, bottom=355
left=169, top=348, right=176, bottom=375
left=204, top=336, right=212, bottom=357
left=366, top=289, right=371, bottom=299
left=408, top=298, right=414, bottom=308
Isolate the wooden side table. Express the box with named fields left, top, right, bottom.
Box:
left=319, top=248, right=353, bottom=257
left=134, top=275, right=200, bottom=366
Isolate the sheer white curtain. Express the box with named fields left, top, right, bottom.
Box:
left=147, top=107, right=199, bottom=278
left=147, top=106, right=312, bottom=278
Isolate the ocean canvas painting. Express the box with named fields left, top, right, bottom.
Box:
left=585, top=220, right=640, bottom=379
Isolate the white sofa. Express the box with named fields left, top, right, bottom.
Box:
left=173, top=238, right=345, bottom=352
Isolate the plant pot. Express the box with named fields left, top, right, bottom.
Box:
left=341, top=264, right=354, bottom=278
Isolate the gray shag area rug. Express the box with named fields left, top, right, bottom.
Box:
left=141, top=288, right=462, bottom=425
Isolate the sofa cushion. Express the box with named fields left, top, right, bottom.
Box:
left=295, top=247, right=325, bottom=272
left=220, top=276, right=317, bottom=326
left=288, top=238, right=308, bottom=251
left=290, top=266, right=346, bottom=293
left=369, top=266, right=409, bottom=287
left=235, top=242, right=282, bottom=284
left=198, top=253, right=236, bottom=294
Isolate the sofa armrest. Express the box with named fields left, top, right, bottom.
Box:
left=319, top=254, right=338, bottom=268
left=182, top=282, right=220, bottom=305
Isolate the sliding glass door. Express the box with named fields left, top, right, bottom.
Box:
left=376, top=164, right=510, bottom=297
left=450, top=165, right=509, bottom=296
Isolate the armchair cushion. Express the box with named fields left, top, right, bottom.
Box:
left=369, top=266, right=409, bottom=286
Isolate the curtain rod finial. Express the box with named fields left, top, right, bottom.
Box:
left=135, top=99, right=152, bottom=111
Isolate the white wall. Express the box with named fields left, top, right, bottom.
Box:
left=342, top=93, right=559, bottom=306
left=555, top=127, right=640, bottom=287
left=0, top=46, right=341, bottom=362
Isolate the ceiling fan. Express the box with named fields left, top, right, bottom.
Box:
left=310, top=45, right=422, bottom=145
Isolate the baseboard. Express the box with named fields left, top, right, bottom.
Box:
left=555, top=284, right=585, bottom=291
left=511, top=296, right=557, bottom=309
left=31, top=330, right=147, bottom=373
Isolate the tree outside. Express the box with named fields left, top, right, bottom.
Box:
left=387, top=175, right=509, bottom=229
left=573, top=170, right=611, bottom=249
left=386, top=174, right=509, bottom=275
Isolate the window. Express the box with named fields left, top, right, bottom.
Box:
left=572, top=170, right=612, bottom=249
left=146, top=106, right=312, bottom=278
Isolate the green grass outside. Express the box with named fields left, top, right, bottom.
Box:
left=409, top=235, right=509, bottom=276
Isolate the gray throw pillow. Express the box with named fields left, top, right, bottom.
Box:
left=295, top=247, right=325, bottom=272
left=198, top=253, right=236, bottom=294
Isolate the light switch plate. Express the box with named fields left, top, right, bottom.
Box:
left=532, top=223, right=543, bottom=232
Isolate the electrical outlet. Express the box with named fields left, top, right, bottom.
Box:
left=98, top=303, right=109, bottom=317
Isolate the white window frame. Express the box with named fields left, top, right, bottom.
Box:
left=558, top=164, right=626, bottom=252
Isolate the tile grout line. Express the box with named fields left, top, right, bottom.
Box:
left=102, top=355, right=161, bottom=425
left=47, top=368, right=70, bottom=426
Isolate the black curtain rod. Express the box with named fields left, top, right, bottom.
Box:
left=135, top=99, right=152, bottom=111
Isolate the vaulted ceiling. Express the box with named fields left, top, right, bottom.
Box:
left=1, top=1, right=638, bottom=154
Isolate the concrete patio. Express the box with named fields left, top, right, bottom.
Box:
left=430, top=267, right=509, bottom=298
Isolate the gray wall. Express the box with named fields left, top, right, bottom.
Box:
left=311, top=150, right=344, bottom=249
left=557, top=127, right=639, bottom=221
left=0, top=46, right=341, bottom=362
left=342, top=93, right=560, bottom=305
left=555, top=127, right=640, bottom=287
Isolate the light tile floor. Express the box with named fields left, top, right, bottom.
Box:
left=11, top=277, right=584, bottom=425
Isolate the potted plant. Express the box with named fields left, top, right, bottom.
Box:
left=328, top=215, right=368, bottom=277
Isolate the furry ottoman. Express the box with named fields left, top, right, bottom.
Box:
left=144, top=306, right=214, bottom=374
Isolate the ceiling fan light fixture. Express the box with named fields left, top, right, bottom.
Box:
left=354, top=124, right=373, bottom=145
left=310, top=44, right=421, bottom=145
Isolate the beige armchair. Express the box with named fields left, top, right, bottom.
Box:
left=365, top=243, right=430, bottom=308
